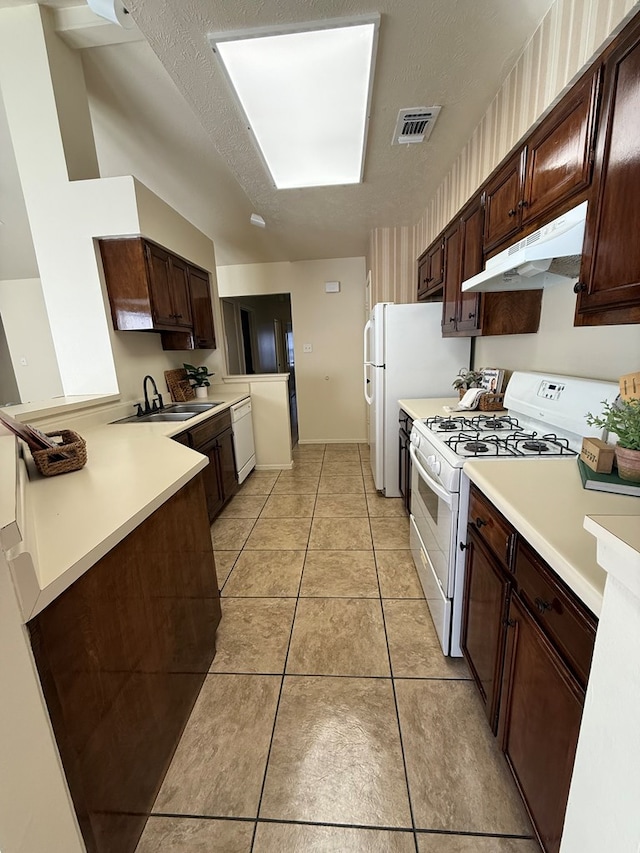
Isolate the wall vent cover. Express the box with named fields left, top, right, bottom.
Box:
left=392, top=106, right=441, bottom=145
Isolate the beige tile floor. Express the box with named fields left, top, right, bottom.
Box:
left=137, top=443, right=540, bottom=853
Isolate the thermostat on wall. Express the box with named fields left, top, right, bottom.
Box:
left=325, top=281, right=340, bottom=293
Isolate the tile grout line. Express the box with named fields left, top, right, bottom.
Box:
left=368, top=485, right=420, bottom=853
left=248, top=445, right=324, bottom=853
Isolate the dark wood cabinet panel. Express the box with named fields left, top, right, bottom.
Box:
left=575, top=17, right=640, bottom=325
left=398, top=409, right=413, bottom=514
left=441, top=223, right=462, bottom=334
left=483, top=151, right=526, bottom=253
left=28, top=475, right=221, bottom=853
left=468, top=485, right=515, bottom=571
left=161, top=266, right=217, bottom=351
left=175, top=410, right=238, bottom=523
left=417, top=239, right=445, bottom=301
left=461, top=528, right=511, bottom=732
left=523, top=71, right=600, bottom=227
left=499, top=593, right=585, bottom=853
left=100, top=237, right=217, bottom=343
left=456, top=199, right=483, bottom=333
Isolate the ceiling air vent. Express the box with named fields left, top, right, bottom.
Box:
left=392, top=106, right=441, bottom=145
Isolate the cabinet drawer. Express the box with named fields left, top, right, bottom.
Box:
left=188, top=410, right=231, bottom=449
left=514, top=539, right=597, bottom=687
left=468, top=486, right=514, bottom=571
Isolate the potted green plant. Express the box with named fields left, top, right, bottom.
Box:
left=184, top=363, right=214, bottom=399
left=452, top=369, right=484, bottom=397
left=586, top=398, right=640, bottom=482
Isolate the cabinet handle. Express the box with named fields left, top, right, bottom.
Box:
left=475, top=517, right=487, bottom=528
left=535, top=597, right=552, bottom=613
left=449, top=316, right=456, bottom=323
left=468, top=312, right=475, bottom=319
left=175, top=313, right=183, bottom=319
left=517, top=199, right=528, bottom=208
left=573, top=281, right=587, bottom=294
left=459, top=541, right=469, bottom=551
left=426, top=276, right=434, bottom=283
left=508, top=208, right=517, bottom=217
left=503, top=618, right=516, bottom=628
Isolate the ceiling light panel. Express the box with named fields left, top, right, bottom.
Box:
left=210, top=17, right=379, bottom=189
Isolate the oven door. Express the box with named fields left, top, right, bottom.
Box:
left=409, top=444, right=459, bottom=655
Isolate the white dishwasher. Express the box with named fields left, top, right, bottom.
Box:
left=230, top=398, right=256, bottom=484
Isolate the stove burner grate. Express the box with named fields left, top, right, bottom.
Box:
left=438, top=420, right=459, bottom=431
left=465, top=441, right=489, bottom=453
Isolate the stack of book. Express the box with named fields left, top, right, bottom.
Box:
left=577, top=458, right=640, bottom=498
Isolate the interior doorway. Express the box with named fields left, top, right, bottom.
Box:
left=221, top=294, right=298, bottom=444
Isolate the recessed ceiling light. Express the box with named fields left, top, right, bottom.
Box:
left=209, top=16, right=379, bottom=190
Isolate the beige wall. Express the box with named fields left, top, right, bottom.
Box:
left=0, top=278, right=63, bottom=402
left=217, top=258, right=367, bottom=443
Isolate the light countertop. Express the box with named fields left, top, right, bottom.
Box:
left=464, top=458, right=640, bottom=616
left=1, top=390, right=249, bottom=620
left=399, top=397, right=507, bottom=421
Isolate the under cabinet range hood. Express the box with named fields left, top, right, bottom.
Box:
left=461, top=200, right=588, bottom=293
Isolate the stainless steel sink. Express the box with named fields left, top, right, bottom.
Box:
left=165, top=403, right=223, bottom=413
left=110, top=402, right=224, bottom=424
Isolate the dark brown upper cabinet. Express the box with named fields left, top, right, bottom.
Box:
left=575, top=15, right=640, bottom=326
left=161, top=266, right=217, bottom=351
left=440, top=193, right=542, bottom=338
left=523, top=70, right=600, bottom=227
left=417, top=237, right=445, bottom=301
left=483, top=68, right=599, bottom=259
left=99, top=236, right=217, bottom=348
left=483, top=149, right=526, bottom=255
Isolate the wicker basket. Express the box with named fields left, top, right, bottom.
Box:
left=31, top=430, right=87, bottom=477
left=459, top=389, right=505, bottom=411
left=164, top=368, right=195, bottom=402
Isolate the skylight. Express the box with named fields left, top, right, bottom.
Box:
left=209, top=17, right=379, bottom=189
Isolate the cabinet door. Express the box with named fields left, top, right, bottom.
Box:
left=457, top=198, right=484, bottom=333
left=523, top=70, right=600, bottom=227
left=217, top=427, right=238, bottom=505
left=169, top=256, right=193, bottom=327
left=575, top=19, right=640, bottom=325
left=398, top=427, right=411, bottom=514
left=145, top=242, right=175, bottom=326
left=441, top=223, right=462, bottom=335
left=499, top=594, right=585, bottom=853
left=483, top=150, right=526, bottom=254
left=189, top=267, right=217, bottom=348
left=461, top=527, right=511, bottom=732
left=417, top=240, right=444, bottom=301
left=200, top=438, right=225, bottom=522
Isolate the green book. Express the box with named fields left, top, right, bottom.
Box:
left=577, top=457, right=640, bottom=498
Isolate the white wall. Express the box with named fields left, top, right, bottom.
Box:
left=217, top=258, right=367, bottom=443
left=475, top=282, right=640, bottom=383
left=0, top=278, right=63, bottom=402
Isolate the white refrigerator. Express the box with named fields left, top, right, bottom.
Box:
left=364, top=302, right=471, bottom=496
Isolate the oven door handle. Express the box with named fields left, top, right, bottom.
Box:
left=410, top=444, right=453, bottom=508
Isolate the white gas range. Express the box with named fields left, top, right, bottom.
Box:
left=408, top=371, right=620, bottom=657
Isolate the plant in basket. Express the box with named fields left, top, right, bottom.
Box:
left=586, top=398, right=640, bottom=482
left=452, top=369, right=484, bottom=394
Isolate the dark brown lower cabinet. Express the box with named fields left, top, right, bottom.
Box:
left=176, top=411, right=238, bottom=522
left=398, top=409, right=413, bottom=514
left=461, top=483, right=596, bottom=853
left=461, top=528, right=511, bottom=732
left=499, top=593, right=585, bottom=853
left=28, top=475, right=221, bottom=853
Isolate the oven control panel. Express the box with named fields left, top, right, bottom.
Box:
left=537, top=380, right=566, bottom=401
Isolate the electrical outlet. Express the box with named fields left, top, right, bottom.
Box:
left=303, top=343, right=313, bottom=353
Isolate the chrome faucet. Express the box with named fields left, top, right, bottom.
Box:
left=139, top=374, right=164, bottom=415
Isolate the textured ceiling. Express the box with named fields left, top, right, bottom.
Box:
left=0, top=0, right=555, bottom=273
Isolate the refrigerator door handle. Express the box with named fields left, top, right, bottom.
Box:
left=364, top=364, right=373, bottom=405
left=363, top=319, right=372, bottom=365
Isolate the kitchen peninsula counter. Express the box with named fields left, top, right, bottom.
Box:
left=464, top=457, right=640, bottom=616
left=1, top=390, right=249, bottom=621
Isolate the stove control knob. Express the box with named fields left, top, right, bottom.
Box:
left=426, top=455, right=441, bottom=475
